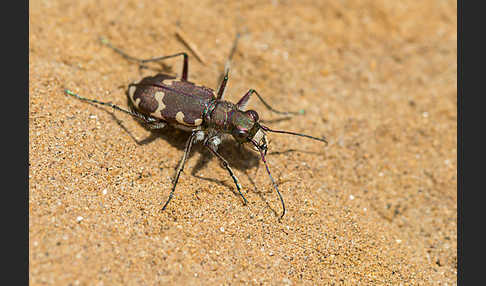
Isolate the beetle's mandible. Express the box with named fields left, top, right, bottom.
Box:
left=65, top=36, right=328, bottom=220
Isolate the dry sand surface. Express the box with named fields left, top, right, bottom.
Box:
left=29, top=0, right=457, bottom=284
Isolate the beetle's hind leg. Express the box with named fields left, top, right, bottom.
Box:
left=65, top=89, right=154, bottom=123
left=100, top=37, right=189, bottom=81
left=66, top=89, right=167, bottom=131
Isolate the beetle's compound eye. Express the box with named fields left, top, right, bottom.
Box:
left=246, top=110, right=259, bottom=122
left=232, top=128, right=249, bottom=142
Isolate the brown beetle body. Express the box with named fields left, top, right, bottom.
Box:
left=128, top=73, right=216, bottom=129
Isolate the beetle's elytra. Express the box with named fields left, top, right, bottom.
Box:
left=128, top=74, right=211, bottom=128
left=66, top=36, right=327, bottom=219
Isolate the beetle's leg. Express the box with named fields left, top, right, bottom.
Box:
left=204, top=138, right=248, bottom=205
left=216, top=33, right=240, bottom=100
left=161, top=131, right=197, bottom=211
left=100, top=37, right=189, bottom=81
left=144, top=121, right=167, bottom=130
left=216, top=71, right=229, bottom=100
left=236, top=89, right=303, bottom=116
left=65, top=89, right=158, bottom=123
left=124, top=103, right=168, bottom=130
left=134, top=114, right=167, bottom=130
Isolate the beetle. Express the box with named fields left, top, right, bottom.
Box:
left=65, top=36, right=328, bottom=219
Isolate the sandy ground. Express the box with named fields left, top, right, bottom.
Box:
left=29, top=0, right=457, bottom=285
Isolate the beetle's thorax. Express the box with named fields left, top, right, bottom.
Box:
left=205, top=100, right=267, bottom=148
left=206, top=100, right=239, bottom=132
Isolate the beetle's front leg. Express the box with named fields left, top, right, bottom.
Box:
left=236, top=89, right=303, bottom=116
left=204, top=136, right=248, bottom=205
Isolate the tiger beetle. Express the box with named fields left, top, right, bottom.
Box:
left=65, top=36, right=328, bottom=220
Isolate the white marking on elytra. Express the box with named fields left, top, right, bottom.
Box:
left=154, top=91, right=166, bottom=109
left=150, top=91, right=166, bottom=118
left=162, top=79, right=177, bottom=86
left=175, top=111, right=185, bottom=124
left=128, top=85, right=136, bottom=99
left=134, top=97, right=141, bottom=108
left=128, top=86, right=139, bottom=107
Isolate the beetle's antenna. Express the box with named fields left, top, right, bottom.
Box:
left=260, top=125, right=328, bottom=145
left=258, top=148, right=286, bottom=220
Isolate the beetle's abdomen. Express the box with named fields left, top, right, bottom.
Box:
left=128, top=73, right=216, bottom=127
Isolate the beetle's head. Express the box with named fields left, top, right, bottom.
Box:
left=230, top=108, right=330, bottom=154
left=230, top=109, right=268, bottom=153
